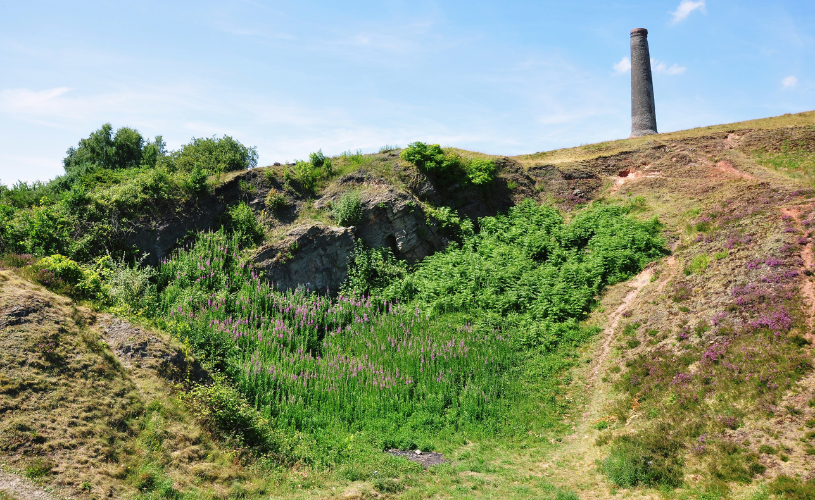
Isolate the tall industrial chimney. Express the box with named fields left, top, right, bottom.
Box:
left=630, top=28, right=657, bottom=137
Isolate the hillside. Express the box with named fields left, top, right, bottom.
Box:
left=1, top=111, right=815, bottom=500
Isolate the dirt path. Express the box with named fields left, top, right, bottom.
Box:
left=655, top=250, right=679, bottom=294
left=714, top=160, right=757, bottom=181
left=0, top=472, right=59, bottom=500
left=586, top=267, right=652, bottom=391
left=586, top=240, right=679, bottom=391
left=543, top=266, right=666, bottom=500
left=780, top=205, right=815, bottom=340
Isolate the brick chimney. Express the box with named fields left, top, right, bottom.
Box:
left=630, top=28, right=657, bottom=137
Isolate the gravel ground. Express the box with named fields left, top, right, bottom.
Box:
left=0, top=472, right=60, bottom=500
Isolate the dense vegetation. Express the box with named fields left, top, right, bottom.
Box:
left=134, top=199, right=662, bottom=467
left=400, top=142, right=496, bottom=186
left=0, top=124, right=257, bottom=261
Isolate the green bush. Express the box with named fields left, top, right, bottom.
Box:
left=309, top=149, right=334, bottom=177
left=159, top=135, right=257, bottom=175
left=3, top=203, right=72, bottom=256
left=264, top=188, right=288, bottom=211
left=341, top=239, right=409, bottom=297
left=185, top=377, right=287, bottom=455
left=601, top=429, right=683, bottom=488
left=224, top=203, right=263, bottom=247
left=184, top=165, right=209, bottom=195
left=284, top=160, right=320, bottom=192
left=400, top=142, right=460, bottom=176
left=684, top=254, right=709, bottom=275
left=32, top=254, right=102, bottom=299
left=465, top=158, right=496, bottom=186
left=98, top=256, right=157, bottom=313
left=331, top=190, right=363, bottom=227
left=425, top=205, right=474, bottom=242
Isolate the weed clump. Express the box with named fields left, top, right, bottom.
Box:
left=264, top=188, right=288, bottom=211
left=601, top=425, right=684, bottom=488
left=331, top=190, right=363, bottom=227
left=768, top=475, right=815, bottom=500
left=24, top=457, right=55, bottom=479
left=224, top=202, right=264, bottom=248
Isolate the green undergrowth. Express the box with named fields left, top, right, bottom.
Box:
left=400, top=142, right=496, bottom=186
left=143, top=199, right=664, bottom=473
left=1, top=197, right=664, bottom=488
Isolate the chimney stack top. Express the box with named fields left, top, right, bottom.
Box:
left=630, top=28, right=648, bottom=36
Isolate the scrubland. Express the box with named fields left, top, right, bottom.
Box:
left=1, top=112, right=815, bottom=499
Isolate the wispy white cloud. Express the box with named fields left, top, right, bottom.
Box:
left=782, top=76, right=798, bottom=89
left=671, top=0, right=706, bottom=24
left=651, top=59, right=686, bottom=75
left=613, top=57, right=631, bottom=74
left=0, top=87, right=73, bottom=115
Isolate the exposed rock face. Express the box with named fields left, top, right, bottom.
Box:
left=354, top=189, right=447, bottom=263
left=124, top=165, right=453, bottom=293
left=252, top=224, right=355, bottom=294
left=100, top=317, right=211, bottom=383
left=125, top=203, right=226, bottom=265
left=125, top=171, right=254, bottom=265
left=315, top=174, right=449, bottom=263
left=253, top=185, right=450, bottom=294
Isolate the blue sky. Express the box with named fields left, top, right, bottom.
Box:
left=1, top=0, right=813, bottom=184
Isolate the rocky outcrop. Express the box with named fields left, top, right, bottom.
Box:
left=252, top=224, right=355, bottom=294
left=126, top=166, right=460, bottom=293
left=252, top=184, right=451, bottom=294
left=315, top=172, right=450, bottom=262
left=356, top=188, right=447, bottom=262
left=100, top=316, right=211, bottom=383
left=125, top=169, right=276, bottom=265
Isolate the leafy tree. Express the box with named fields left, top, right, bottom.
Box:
left=63, top=123, right=154, bottom=172
left=140, top=136, right=166, bottom=168
left=64, top=123, right=115, bottom=172
left=161, top=135, right=258, bottom=175
left=111, top=126, right=144, bottom=169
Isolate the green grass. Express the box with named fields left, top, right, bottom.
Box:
left=754, top=141, right=815, bottom=184
left=685, top=254, right=709, bottom=275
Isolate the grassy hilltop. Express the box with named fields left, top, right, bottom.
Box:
left=1, top=111, right=815, bottom=499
